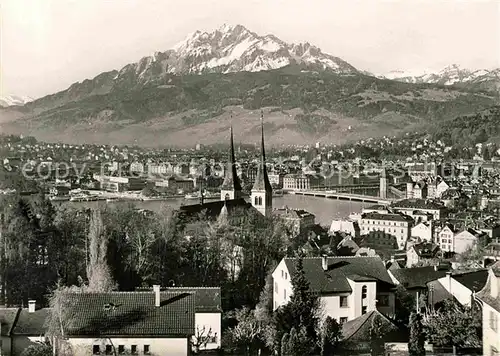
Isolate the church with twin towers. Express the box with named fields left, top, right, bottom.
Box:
left=220, top=112, right=273, bottom=217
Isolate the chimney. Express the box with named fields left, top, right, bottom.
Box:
left=434, top=265, right=438, bottom=271
left=446, top=272, right=452, bottom=292
left=321, top=256, right=328, bottom=271
left=153, top=285, right=160, bottom=307
left=28, top=300, right=36, bottom=313
left=390, top=256, right=395, bottom=263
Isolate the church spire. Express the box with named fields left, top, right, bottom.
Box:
left=220, top=121, right=243, bottom=201
left=252, top=111, right=272, bottom=192
left=251, top=111, right=272, bottom=217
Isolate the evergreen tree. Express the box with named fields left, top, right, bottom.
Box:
left=288, top=256, right=320, bottom=341
left=409, top=312, right=425, bottom=356
left=370, top=314, right=386, bottom=356
left=274, top=256, right=320, bottom=355
left=321, top=316, right=342, bottom=356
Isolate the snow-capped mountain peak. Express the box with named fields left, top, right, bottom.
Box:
left=379, top=64, right=500, bottom=91
left=119, top=24, right=358, bottom=83
left=0, top=95, right=34, bottom=107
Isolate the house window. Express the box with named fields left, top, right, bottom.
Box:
left=281, top=270, right=284, bottom=278
left=340, top=317, right=348, bottom=324
left=131, top=345, right=138, bottom=355
left=285, top=272, right=288, bottom=280
left=93, top=345, right=100, bottom=355
left=362, top=306, right=367, bottom=315
left=144, top=345, right=151, bottom=355
left=340, top=296, right=348, bottom=308
left=490, top=311, right=498, bottom=332
left=284, top=289, right=287, bottom=299
left=105, top=345, right=112, bottom=355
left=275, top=282, right=278, bottom=294
left=361, top=285, right=367, bottom=299
left=254, top=196, right=259, bottom=205
left=118, top=345, right=125, bottom=354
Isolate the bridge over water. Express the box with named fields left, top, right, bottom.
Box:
left=288, top=190, right=394, bottom=205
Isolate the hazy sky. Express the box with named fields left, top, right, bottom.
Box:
left=1, top=0, right=499, bottom=99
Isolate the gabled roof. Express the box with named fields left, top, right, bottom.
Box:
left=164, top=287, right=221, bottom=313
left=361, top=212, right=414, bottom=223
left=283, top=256, right=394, bottom=294
left=12, top=308, right=50, bottom=336
left=391, top=266, right=451, bottom=289
left=476, top=262, right=500, bottom=312
left=0, top=308, right=20, bottom=336
left=452, top=270, right=489, bottom=292
left=341, top=310, right=398, bottom=341
left=61, top=291, right=195, bottom=337
left=427, top=280, right=457, bottom=306
left=411, top=242, right=439, bottom=258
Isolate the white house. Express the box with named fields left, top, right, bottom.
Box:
left=272, top=256, right=396, bottom=324
left=329, top=219, right=360, bottom=239
left=3, top=290, right=196, bottom=356
left=411, top=221, right=433, bottom=242
left=476, top=262, right=500, bottom=356
left=437, top=225, right=457, bottom=253
left=454, top=228, right=487, bottom=255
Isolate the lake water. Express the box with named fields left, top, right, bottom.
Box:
left=63, top=195, right=371, bottom=226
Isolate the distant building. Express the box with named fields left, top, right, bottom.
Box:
left=95, top=175, right=146, bottom=192
left=283, top=174, right=322, bottom=190
left=437, top=224, right=458, bottom=253
left=360, top=212, right=414, bottom=250
left=274, top=207, right=315, bottom=236
left=155, top=176, right=194, bottom=193
left=411, top=221, right=434, bottom=242
left=392, top=199, right=446, bottom=220
left=454, top=228, right=489, bottom=255
left=268, top=173, right=284, bottom=188
left=407, top=162, right=440, bottom=181
left=406, top=242, right=440, bottom=267
left=329, top=220, right=361, bottom=239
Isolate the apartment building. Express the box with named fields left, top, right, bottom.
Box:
left=360, top=212, right=414, bottom=250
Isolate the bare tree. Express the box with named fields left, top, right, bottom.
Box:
left=191, top=325, right=215, bottom=354
left=86, top=208, right=116, bottom=292
left=46, top=281, right=86, bottom=356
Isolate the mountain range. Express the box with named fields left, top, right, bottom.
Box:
left=0, top=95, right=34, bottom=108
left=378, top=64, right=500, bottom=92
left=1, top=24, right=499, bottom=147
